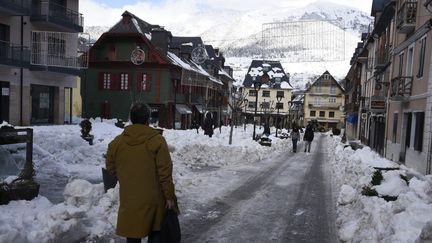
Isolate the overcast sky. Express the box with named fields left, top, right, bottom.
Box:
left=81, top=0, right=373, bottom=32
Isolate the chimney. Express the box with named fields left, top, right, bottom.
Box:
left=121, top=11, right=132, bottom=25
left=150, top=27, right=172, bottom=55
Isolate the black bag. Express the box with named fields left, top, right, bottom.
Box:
left=160, top=209, right=181, bottom=243
left=102, top=167, right=118, bottom=193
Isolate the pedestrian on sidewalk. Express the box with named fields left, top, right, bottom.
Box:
left=203, top=112, right=214, bottom=137
left=106, top=102, right=179, bottom=243
left=304, top=123, right=314, bottom=153
left=291, top=124, right=300, bottom=153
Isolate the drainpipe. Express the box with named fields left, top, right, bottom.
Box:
left=20, top=16, right=24, bottom=126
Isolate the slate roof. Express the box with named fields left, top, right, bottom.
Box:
left=171, top=37, right=205, bottom=50
left=242, top=60, right=291, bottom=89
left=306, top=71, right=345, bottom=92
left=371, top=0, right=391, bottom=16
left=108, top=11, right=157, bottom=38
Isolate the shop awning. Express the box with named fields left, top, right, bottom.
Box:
left=176, top=104, right=192, bottom=114
left=347, top=113, right=358, bottom=124
left=194, top=104, right=204, bottom=114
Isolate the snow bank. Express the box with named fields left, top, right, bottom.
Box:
left=328, top=136, right=432, bottom=243
left=0, top=122, right=291, bottom=242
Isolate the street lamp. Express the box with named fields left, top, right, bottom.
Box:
left=252, top=80, right=262, bottom=140
left=172, top=79, right=179, bottom=129
left=244, top=98, right=248, bottom=131
left=276, top=94, right=283, bottom=137
left=171, top=68, right=182, bottom=129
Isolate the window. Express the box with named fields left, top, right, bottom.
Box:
left=261, top=101, right=270, bottom=109
left=329, top=111, right=335, bottom=118
left=417, top=36, right=427, bottom=78
left=310, top=110, right=316, bottom=117
left=414, top=112, right=424, bottom=151
left=406, top=45, right=414, bottom=76
left=393, top=113, right=398, bottom=142
left=330, top=85, right=336, bottom=94
left=319, top=111, right=325, bottom=117
left=248, top=102, right=256, bottom=109
left=276, top=102, right=283, bottom=109
left=262, top=90, right=270, bottom=97
left=324, top=74, right=330, bottom=80
left=276, top=91, right=284, bottom=98
left=103, top=73, right=111, bottom=90
left=142, top=74, right=147, bottom=91
left=47, top=36, right=65, bottom=57
left=249, top=90, right=257, bottom=97
left=315, top=85, right=322, bottom=93
left=314, top=97, right=321, bottom=105
left=120, top=73, right=129, bottom=90
left=398, top=53, right=404, bottom=76
left=328, top=97, right=336, bottom=103
left=137, top=73, right=152, bottom=91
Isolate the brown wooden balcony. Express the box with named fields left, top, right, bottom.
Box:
left=31, top=0, right=84, bottom=32
left=397, top=0, right=417, bottom=33
left=390, top=76, right=413, bottom=101
left=375, top=45, right=391, bottom=70
left=0, top=0, right=31, bottom=15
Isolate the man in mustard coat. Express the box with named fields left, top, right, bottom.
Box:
left=106, top=102, right=179, bottom=243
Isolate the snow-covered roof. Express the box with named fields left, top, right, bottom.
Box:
left=218, top=68, right=233, bottom=80
left=244, top=60, right=292, bottom=89
left=167, top=51, right=223, bottom=85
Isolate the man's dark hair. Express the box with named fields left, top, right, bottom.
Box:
left=130, top=102, right=150, bottom=124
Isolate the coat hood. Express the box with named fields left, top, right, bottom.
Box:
left=121, top=124, right=160, bottom=146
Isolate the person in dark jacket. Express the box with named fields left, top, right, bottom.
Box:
left=106, top=102, right=179, bottom=243
left=304, top=123, right=314, bottom=153
left=263, top=122, right=270, bottom=136
left=291, top=124, right=300, bottom=153
left=203, top=112, right=214, bottom=137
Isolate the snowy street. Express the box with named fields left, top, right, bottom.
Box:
left=181, top=134, right=337, bottom=242
left=1, top=121, right=432, bottom=242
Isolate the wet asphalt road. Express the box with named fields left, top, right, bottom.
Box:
left=180, top=134, right=337, bottom=243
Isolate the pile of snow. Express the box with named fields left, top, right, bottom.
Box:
left=0, top=121, right=291, bottom=241
left=328, top=136, right=432, bottom=242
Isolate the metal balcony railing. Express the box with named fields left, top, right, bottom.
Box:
left=0, top=0, right=31, bottom=15
left=32, top=0, right=84, bottom=31
left=390, top=76, right=413, bottom=100
left=30, top=31, right=87, bottom=69
left=0, top=40, right=30, bottom=67
left=308, top=103, right=341, bottom=109
left=397, top=0, right=417, bottom=33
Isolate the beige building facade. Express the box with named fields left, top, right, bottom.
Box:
left=385, top=0, right=432, bottom=173
left=304, top=71, right=345, bottom=130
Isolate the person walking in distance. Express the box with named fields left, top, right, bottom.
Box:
left=106, top=102, right=179, bottom=243
left=304, top=123, right=314, bottom=153
left=291, top=124, right=300, bottom=153
left=203, top=112, right=214, bottom=138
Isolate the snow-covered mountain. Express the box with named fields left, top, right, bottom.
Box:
left=84, top=1, right=373, bottom=90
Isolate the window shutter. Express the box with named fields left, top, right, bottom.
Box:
left=113, top=73, right=121, bottom=90
left=146, top=73, right=152, bottom=91
left=98, top=72, right=104, bottom=90
left=128, top=73, right=132, bottom=90
left=137, top=73, right=143, bottom=91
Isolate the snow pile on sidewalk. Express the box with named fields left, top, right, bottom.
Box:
left=0, top=121, right=291, bottom=242
left=328, top=136, right=432, bottom=243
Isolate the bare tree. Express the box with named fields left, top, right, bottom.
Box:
left=228, top=91, right=248, bottom=145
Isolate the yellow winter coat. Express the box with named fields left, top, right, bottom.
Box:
left=105, top=124, right=178, bottom=238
